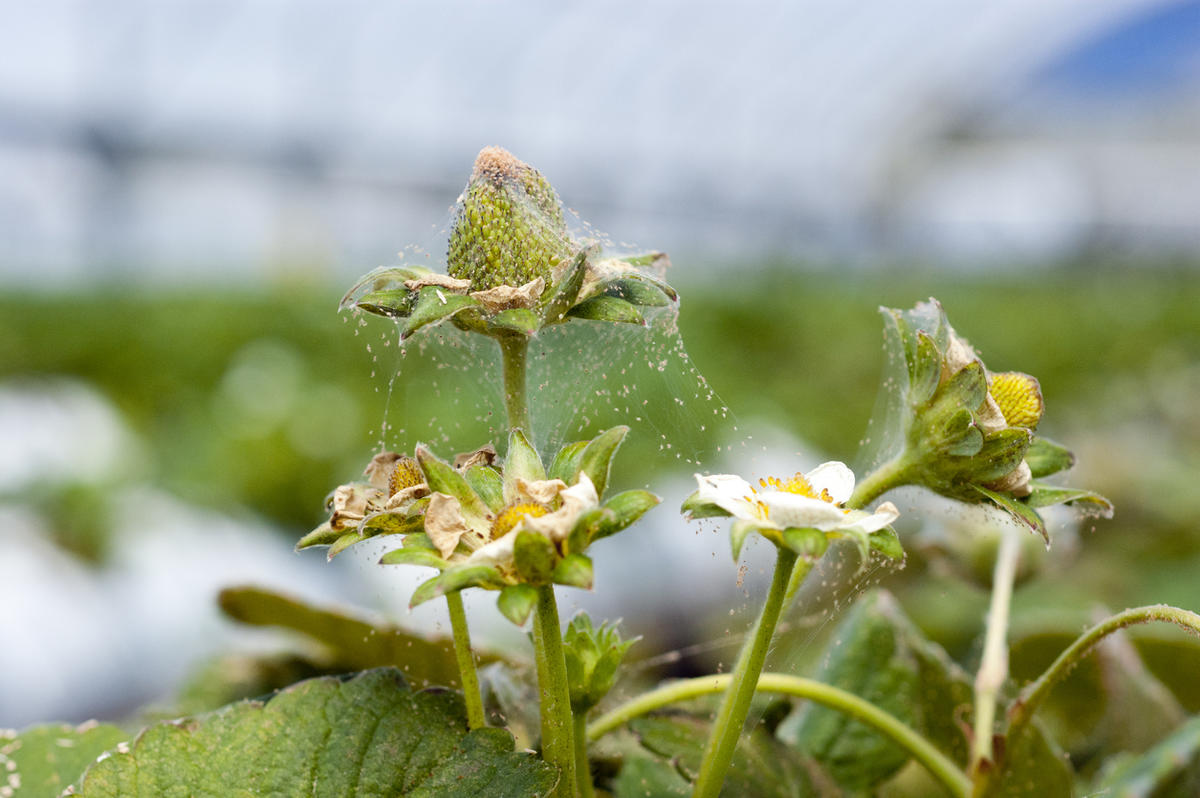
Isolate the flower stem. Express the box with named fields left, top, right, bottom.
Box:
left=533, top=584, right=577, bottom=797
left=498, top=333, right=531, bottom=434
left=691, top=547, right=798, bottom=798
left=573, top=712, right=595, bottom=798
left=445, top=591, right=486, bottom=730
left=1003, top=604, right=1200, bottom=758
left=847, top=454, right=914, bottom=509
left=969, top=525, right=1020, bottom=774
left=588, top=672, right=970, bottom=798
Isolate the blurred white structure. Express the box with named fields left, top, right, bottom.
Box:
left=0, top=0, right=1197, bottom=284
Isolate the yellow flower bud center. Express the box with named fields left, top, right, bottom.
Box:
left=388, top=456, right=424, bottom=496
left=989, top=372, right=1043, bottom=430
left=758, top=474, right=835, bottom=504
left=490, top=501, right=550, bottom=540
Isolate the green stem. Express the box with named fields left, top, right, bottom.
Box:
left=445, top=591, right=486, bottom=730
left=573, top=712, right=595, bottom=798
left=533, top=585, right=577, bottom=797
left=1004, top=605, right=1200, bottom=753
left=782, top=557, right=814, bottom=611
left=969, top=526, right=1020, bottom=774
left=498, top=333, right=531, bottom=433
left=692, top=547, right=798, bottom=798
left=588, top=672, right=970, bottom=798
left=847, top=454, right=914, bottom=510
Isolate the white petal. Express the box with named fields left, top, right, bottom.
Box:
left=761, top=492, right=845, bottom=530
left=694, top=473, right=761, bottom=522
left=521, top=472, right=600, bottom=542
left=425, top=493, right=470, bottom=559
left=517, top=477, right=568, bottom=505
left=840, top=501, right=900, bottom=535
left=805, top=461, right=855, bottom=504
left=464, top=533, right=516, bottom=567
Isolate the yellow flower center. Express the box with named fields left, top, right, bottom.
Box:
left=490, top=501, right=550, bottom=540
left=758, top=474, right=835, bottom=504
left=389, top=456, right=425, bottom=496
left=989, top=372, right=1044, bottom=430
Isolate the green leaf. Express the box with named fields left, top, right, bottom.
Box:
left=73, top=669, right=558, bottom=797
left=402, top=286, right=479, bottom=339
left=411, top=566, right=505, bottom=607
left=579, top=425, right=629, bottom=499
left=780, top=527, right=829, bottom=560
left=777, top=590, right=924, bottom=790
left=1, top=723, right=127, bottom=797
left=567, top=295, right=645, bottom=325
left=973, top=485, right=1049, bottom=544
left=379, top=546, right=447, bottom=569
left=548, top=440, right=588, bottom=483
left=465, top=465, right=505, bottom=513
left=1095, top=715, right=1200, bottom=797
left=610, top=754, right=690, bottom=797
left=295, top=522, right=341, bottom=551
left=623, top=715, right=815, bottom=798
left=417, top=445, right=491, bottom=522
left=552, top=553, right=593, bottom=589
left=218, top=586, right=480, bottom=687
left=1025, top=483, right=1114, bottom=518
left=1025, top=436, right=1076, bottom=478
left=602, top=277, right=672, bottom=307
left=513, top=529, right=557, bottom=585
left=589, top=489, right=660, bottom=542
left=541, top=249, right=588, bottom=324
left=680, top=491, right=732, bottom=520
left=988, top=719, right=1074, bottom=798
left=497, top=584, right=538, bottom=626
left=488, top=308, right=541, bottom=335
left=504, top=428, right=546, bottom=502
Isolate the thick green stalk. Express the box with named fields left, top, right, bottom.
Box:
left=498, top=333, right=531, bottom=434
left=847, top=454, right=914, bottom=510
left=969, top=526, right=1020, bottom=773
left=533, top=585, right=577, bottom=797
left=445, top=591, right=486, bottom=730
left=692, top=547, right=798, bottom=798
left=573, top=712, right=595, bottom=798
left=588, top=673, right=969, bottom=798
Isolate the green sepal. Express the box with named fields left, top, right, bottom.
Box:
left=1025, top=436, right=1076, bottom=478
left=354, top=289, right=415, bottom=318
left=488, top=308, right=541, bottom=335
left=416, top=445, right=491, bottom=523
left=781, top=527, right=830, bottom=561
left=943, top=409, right=983, bottom=456
left=402, top=286, right=479, bottom=339
left=410, top=565, right=505, bottom=607
left=552, top=553, right=594, bottom=589
left=296, top=522, right=341, bottom=551
left=971, top=427, right=1032, bottom=482
left=587, top=489, right=659, bottom=543
left=601, top=277, right=672, bottom=307
left=680, top=490, right=732, bottom=519
left=1025, top=483, right=1114, bottom=517
left=503, top=428, right=546, bottom=502
left=944, top=359, right=988, bottom=411
left=548, top=439, right=588, bottom=482
left=513, top=530, right=557, bottom=585
left=497, top=584, right=539, bottom=626
left=399, top=531, right=439, bottom=553
left=379, top=547, right=448, bottom=569
left=730, top=519, right=761, bottom=561
left=465, top=465, right=505, bottom=513
left=565, top=507, right=615, bottom=554
left=973, top=485, right=1049, bottom=544
left=909, top=331, right=941, bottom=404
left=567, top=295, right=645, bottom=325
left=338, top=265, right=430, bottom=310
left=541, top=249, right=588, bottom=324
left=868, top=527, right=905, bottom=561
left=579, top=424, right=629, bottom=498
left=327, top=531, right=367, bottom=560
left=360, top=510, right=425, bottom=537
